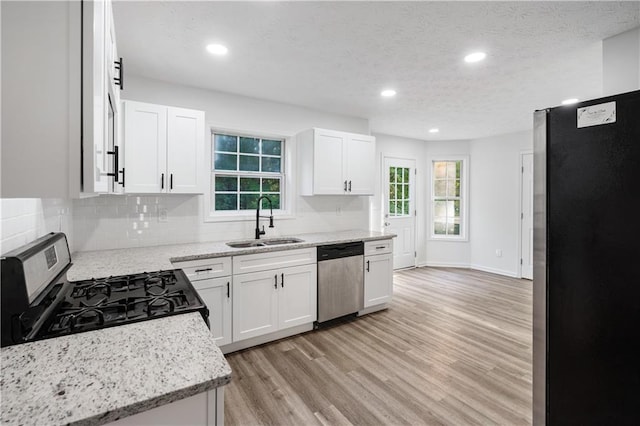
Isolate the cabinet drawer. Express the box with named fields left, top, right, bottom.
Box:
left=172, top=257, right=232, bottom=281
left=233, top=248, right=316, bottom=275
left=365, top=239, right=393, bottom=256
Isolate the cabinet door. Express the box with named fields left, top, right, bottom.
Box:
left=167, top=107, right=205, bottom=194
left=123, top=101, right=167, bottom=193
left=346, top=134, right=376, bottom=195
left=364, top=253, right=393, bottom=307
left=279, top=264, right=317, bottom=329
left=232, top=270, right=279, bottom=341
left=82, top=0, right=109, bottom=194
left=193, top=277, right=232, bottom=347
left=313, top=129, right=347, bottom=194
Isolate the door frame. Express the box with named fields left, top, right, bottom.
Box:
left=518, top=150, right=534, bottom=279
left=381, top=153, right=417, bottom=270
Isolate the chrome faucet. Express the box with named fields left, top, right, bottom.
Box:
left=255, top=195, right=274, bottom=239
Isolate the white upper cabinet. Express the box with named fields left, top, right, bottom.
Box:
left=122, top=101, right=204, bottom=194
left=1, top=0, right=122, bottom=198
left=297, top=128, right=376, bottom=196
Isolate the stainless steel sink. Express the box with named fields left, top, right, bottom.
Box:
left=226, top=237, right=304, bottom=248
left=260, top=238, right=304, bottom=246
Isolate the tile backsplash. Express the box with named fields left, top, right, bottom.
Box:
left=73, top=194, right=368, bottom=252
left=0, top=199, right=73, bottom=254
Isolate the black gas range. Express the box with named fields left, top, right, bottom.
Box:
left=1, top=233, right=208, bottom=347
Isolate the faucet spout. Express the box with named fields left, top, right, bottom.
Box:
left=255, top=195, right=274, bottom=240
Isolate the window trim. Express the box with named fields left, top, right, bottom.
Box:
left=204, top=125, right=295, bottom=223
left=428, top=155, right=469, bottom=241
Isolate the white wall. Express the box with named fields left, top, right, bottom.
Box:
left=372, top=133, right=428, bottom=265
left=424, top=140, right=472, bottom=268
left=0, top=199, right=73, bottom=254
left=603, top=27, right=640, bottom=96
left=469, top=130, right=533, bottom=277
left=73, top=76, right=372, bottom=251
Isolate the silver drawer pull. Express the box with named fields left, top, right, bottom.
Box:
left=195, top=268, right=213, bottom=273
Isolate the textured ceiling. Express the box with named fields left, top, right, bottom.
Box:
left=113, top=1, right=640, bottom=141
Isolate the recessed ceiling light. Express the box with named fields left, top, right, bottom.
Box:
left=381, top=89, right=397, bottom=97
left=429, top=128, right=439, bottom=133
left=464, top=52, right=486, bottom=63
left=561, top=98, right=579, bottom=105
left=206, top=44, right=228, bottom=55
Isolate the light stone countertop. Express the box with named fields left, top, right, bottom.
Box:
left=0, top=313, right=232, bottom=426
left=68, top=229, right=395, bottom=281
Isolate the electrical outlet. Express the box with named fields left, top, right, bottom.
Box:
left=495, top=249, right=503, bottom=257
left=158, top=208, right=168, bottom=223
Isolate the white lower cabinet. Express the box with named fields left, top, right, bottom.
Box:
left=233, top=263, right=317, bottom=342
left=106, top=387, right=224, bottom=426
left=195, top=277, right=232, bottom=347
left=364, top=240, right=393, bottom=309
left=172, top=257, right=233, bottom=347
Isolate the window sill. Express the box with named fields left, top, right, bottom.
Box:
left=428, top=235, right=469, bottom=242
left=204, top=212, right=296, bottom=223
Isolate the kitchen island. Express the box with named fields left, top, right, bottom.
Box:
left=0, top=313, right=231, bottom=426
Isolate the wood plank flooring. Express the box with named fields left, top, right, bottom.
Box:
left=224, top=267, right=532, bottom=425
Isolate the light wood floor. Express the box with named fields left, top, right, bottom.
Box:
left=224, top=267, right=533, bottom=425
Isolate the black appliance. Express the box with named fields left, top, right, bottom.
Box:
left=533, top=90, right=640, bottom=424
left=1, top=232, right=208, bottom=348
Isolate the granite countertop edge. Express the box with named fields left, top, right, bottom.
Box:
left=74, top=377, right=231, bottom=426
left=170, top=233, right=395, bottom=262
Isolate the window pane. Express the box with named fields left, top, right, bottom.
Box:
left=215, top=194, right=237, bottom=210
left=240, top=194, right=259, bottom=210
left=403, top=168, right=409, bottom=183
left=214, top=153, right=237, bottom=171
left=262, top=140, right=282, bottom=156
left=215, top=176, right=237, bottom=191
left=396, top=201, right=403, bottom=214
left=434, top=220, right=446, bottom=235
left=261, top=157, right=281, bottom=173
left=456, top=161, right=461, bottom=179
left=403, top=200, right=409, bottom=215
left=434, top=180, right=447, bottom=197
left=239, top=137, right=260, bottom=154
left=215, top=134, right=237, bottom=152
left=240, top=177, right=260, bottom=192
left=262, top=178, right=280, bottom=192
left=389, top=167, right=395, bottom=183
left=454, top=200, right=461, bottom=217
left=446, top=179, right=457, bottom=196
left=446, top=201, right=455, bottom=218
left=262, top=194, right=280, bottom=209
left=434, top=162, right=447, bottom=178
left=403, top=184, right=409, bottom=199
left=455, top=179, right=461, bottom=197
left=447, top=162, right=457, bottom=178
left=389, top=201, right=396, bottom=214
left=390, top=184, right=396, bottom=200
left=239, top=155, right=259, bottom=171
left=434, top=200, right=446, bottom=217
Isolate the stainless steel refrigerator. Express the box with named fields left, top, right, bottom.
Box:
left=533, top=90, right=640, bottom=425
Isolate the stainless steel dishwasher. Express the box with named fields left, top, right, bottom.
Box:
left=316, top=241, right=364, bottom=324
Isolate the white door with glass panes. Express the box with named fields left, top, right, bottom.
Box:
left=383, top=157, right=416, bottom=269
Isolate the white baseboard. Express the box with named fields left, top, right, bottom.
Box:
left=420, top=262, right=518, bottom=278
left=219, top=323, right=313, bottom=354
left=468, top=264, right=518, bottom=278
left=424, top=261, right=470, bottom=269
